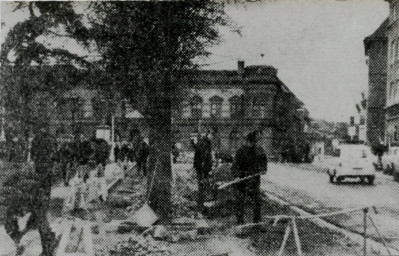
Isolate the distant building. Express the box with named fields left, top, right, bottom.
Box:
left=385, top=0, right=399, bottom=146
left=364, top=18, right=388, bottom=146
left=348, top=94, right=367, bottom=143
left=1, top=61, right=310, bottom=159
left=172, top=61, right=309, bottom=159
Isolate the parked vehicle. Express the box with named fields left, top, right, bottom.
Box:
left=327, top=144, right=375, bottom=185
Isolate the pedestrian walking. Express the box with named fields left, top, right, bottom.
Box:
left=10, top=125, right=58, bottom=255
left=128, top=142, right=135, bottom=164
left=192, top=131, right=213, bottom=216
left=114, top=142, right=120, bottom=163
left=137, top=137, right=150, bottom=176
left=232, top=131, right=268, bottom=225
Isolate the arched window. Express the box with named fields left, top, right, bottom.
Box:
left=229, top=95, right=242, bottom=118
left=209, top=96, right=223, bottom=118
left=190, top=96, right=203, bottom=118
left=395, top=126, right=398, bottom=141
left=252, top=97, right=267, bottom=118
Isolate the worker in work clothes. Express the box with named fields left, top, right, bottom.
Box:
left=14, top=126, right=58, bottom=255
left=232, top=131, right=268, bottom=225
left=192, top=132, right=213, bottom=215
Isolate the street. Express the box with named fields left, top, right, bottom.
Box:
left=262, top=162, right=399, bottom=249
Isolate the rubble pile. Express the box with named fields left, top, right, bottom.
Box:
left=110, top=235, right=171, bottom=256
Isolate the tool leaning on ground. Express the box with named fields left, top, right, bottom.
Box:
left=217, top=171, right=266, bottom=190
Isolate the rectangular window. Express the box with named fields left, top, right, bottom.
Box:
left=253, top=104, right=266, bottom=118
left=230, top=102, right=241, bottom=118
left=360, top=116, right=365, bottom=125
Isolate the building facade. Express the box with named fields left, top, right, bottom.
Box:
left=1, top=62, right=308, bottom=159
left=385, top=0, right=399, bottom=146
left=172, top=61, right=309, bottom=159
left=364, top=18, right=388, bottom=146
left=348, top=94, right=367, bottom=143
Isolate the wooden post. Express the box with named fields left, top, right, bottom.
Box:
left=363, top=208, right=368, bottom=256
left=278, top=223, right=291, bottom=256
left=292, top=218, right=302, bottom=256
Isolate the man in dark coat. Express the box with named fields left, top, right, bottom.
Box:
left=58, top=143, right=72, bottom=186
left=137, top=138, right=150, bottom=176
left=114, top=143, right=120, bottom=163
left=192, top=132, right=213, bottom=215
left=232, top=131, right=268, bottom=225
left=11, top=126, right=58, bottom=255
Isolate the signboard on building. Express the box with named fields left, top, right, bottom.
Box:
left=96, top=126, right=111, bottom=143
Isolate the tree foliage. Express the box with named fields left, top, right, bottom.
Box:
left=0, top=2, right=91, bottom=153
left=89, top=1, right=229, bottom=218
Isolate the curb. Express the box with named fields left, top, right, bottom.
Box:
left=263, top=191, right=399, bottom=256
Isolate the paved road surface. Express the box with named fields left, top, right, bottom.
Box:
left=262, top=163, right=399, bottom=249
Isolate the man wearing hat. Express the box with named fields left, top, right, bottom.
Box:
left=232, top=130, right=268, bottom=225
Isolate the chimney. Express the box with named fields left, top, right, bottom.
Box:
left=237, top=60, right=245, bottom=76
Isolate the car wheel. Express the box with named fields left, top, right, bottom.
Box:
left=329, top=175, right=335, bottom=183
left=368, top=176, right=375, bottom=185
left=336, top=176, right=343, bottom=185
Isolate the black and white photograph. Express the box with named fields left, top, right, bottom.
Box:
left=0, top=0, right=396, bottom=255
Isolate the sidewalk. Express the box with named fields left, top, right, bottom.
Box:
left=0, top=162, right=126, bottom=256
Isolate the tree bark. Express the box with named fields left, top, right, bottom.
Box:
left=146, top=72, right=174, bottom=222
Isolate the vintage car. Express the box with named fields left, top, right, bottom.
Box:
left=327, top=144, right=375, bottom=185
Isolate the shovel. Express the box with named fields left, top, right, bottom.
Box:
left=127, top=203, right=158, bottom=227
left=218, top=172, right=264, bottom=190
left=126, top=158, right=160, bottom=228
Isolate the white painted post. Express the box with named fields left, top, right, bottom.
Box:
left=292, top=218, right=303, bottom=256
left=363, top=208, right=368, bottom=256
left=278, top=223, right=291, bottom=256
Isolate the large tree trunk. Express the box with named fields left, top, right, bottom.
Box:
left=146, top=72, right=174, bottom=221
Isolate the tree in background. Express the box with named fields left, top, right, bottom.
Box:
left=90, top=1, right=229, bottom=220
left=0, top=2, right=90, bottom=159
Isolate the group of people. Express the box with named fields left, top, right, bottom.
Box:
left=192, top=130, right=268, bottom=225
left=114, top=138, right=150, bottom=176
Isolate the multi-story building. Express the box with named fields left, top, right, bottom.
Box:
left=385, top=0, right=399, bottom=146
left=172, top=61, right=309, bottom=158
left=348, top=94, right=367, bottom=143
left=364, top=18, right=388, bottom=146
left=1, top=62, right=309, bottom=159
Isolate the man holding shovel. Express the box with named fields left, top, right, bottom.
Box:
left=232, top=131, right=268, bottom=225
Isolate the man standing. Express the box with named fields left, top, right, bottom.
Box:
left=29, top=125, right=58, bottom=255
left=192, top=132, right=213, bottom=215
left=137, top=138, right=150, bottom=176
left=232, top=131, right=267, bottom=225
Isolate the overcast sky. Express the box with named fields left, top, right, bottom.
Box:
left=1, top=0, right=389, bottom=122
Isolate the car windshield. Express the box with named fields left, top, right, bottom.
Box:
left=341, top=148, right=368, bottom=159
